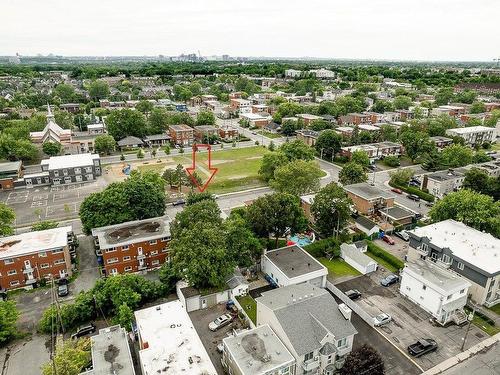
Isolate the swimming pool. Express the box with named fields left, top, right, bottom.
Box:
left=289, top=233, right=313, bottom=247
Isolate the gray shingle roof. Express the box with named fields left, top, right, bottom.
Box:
left=117, top=136, right=144, bottom=147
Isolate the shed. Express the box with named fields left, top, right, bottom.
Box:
left=340, top=243, right=378, bottom=275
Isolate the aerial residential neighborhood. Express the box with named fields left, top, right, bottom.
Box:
left=0, top=1, right=499, bottom=375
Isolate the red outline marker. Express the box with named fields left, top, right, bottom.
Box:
left=186, top=144, right=218, bottom=192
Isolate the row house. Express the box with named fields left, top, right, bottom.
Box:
left=296, top=129, right=320, bottom=147
left=251, top=104, right=270, bottom=114
left=168, top=124, right=194, bottom=146
left=230, top=98, right=251, bottom=114
left=445, top=126, right=496, bottom=146
left=363, top=112, right=386, bottom=124
left=40, top=153, right=101, bottom=186
left=59, top=103, right=81, bottom=113
left=343, top=182, right=395, bottom=215
left=338, top=113, right=371, bottom=126
left=296, top=113, right=322, bottom=127
left=92, top=216, right=171, bottom=276
left=229, top=92, right=245, bottom=100
left=0, top=226, right=74, bottom=290
left=421, top=169, right=465, bottom=199
left=240, top=112, right=271, bottom=128
left=340, top=142, right=403, bottom=163
left=430, top=136, right=454, bottom=150
left=432, top=105, right=467, bottom=117
left=194, top=125, right=218, bottom=142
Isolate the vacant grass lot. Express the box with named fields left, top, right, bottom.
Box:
left=319, top=257, right=361, bottom=278
left=173, top=146, right=268, bottom=194
left=257, top=130, right=282, bottom=139
left=136, top=161, right=170, bottom=174
left=237, top=295, right=257, bottom=324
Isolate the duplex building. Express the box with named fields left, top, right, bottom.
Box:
left=430, top=136, right=454, bottom=150
left=169, top=124, right=194, bottom=146
left=230, top=98, right=252, bottom=114
left=0, top=226, right=74, bottom=290
left=400, top=259, right=470, bottom=326
left=91, top=216, right=171, bottom=276
left=222, top=325, right=295, bottom=375
left=338, top=113, right=371, bottom=126
left=297, top=113, right=322, bottom=127
left=340, top=142, right=402, bottom=163
left=432, top=105, right=467, bottom=117
left=407, top=220, right=500, bottom=307
left=262, top=245, right=328, bottom=288
left=40, top=153, right=101, bottom=186
left=218, top=124, right=239, bottom=140
left=135, top=300, right=217, bottom=375
left=421, top=169, right=465, bottom=199
left=296, top=129, right=320, bottom=147
left=240, top=112, right=271, bottom=128
left=194, top=125, right=218, bottom=142
left=445, top=126, right=496, bottom=146
left=344, top=182, right=395, bottom=215
left=256, top=283, right=357, bottom=375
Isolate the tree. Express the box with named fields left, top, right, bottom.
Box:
left=389, top=168, right=414, bottom=186
left=148, top=108, right=170, bottom=134
left=0, top=134, right=38, bottom=161
left=0, top=301, right=19, bottom=345
left=94, top=134, right=116, bottom=155
left=158, top=261, right=179, bottom=294
left=170, top=199, right=222, bottom=238
left=470, top=101, right=486, bottom=114
left=79, top=171, right=166, bottom=234
left=311, top=183, right=353, bottom=237
left=271, top=160, right=323, bottom=196
left=472, top=150, right=491, bottom=164
left=43, top=141, right=62, bottom=157
left=351, top=150, right=370, bottom=168
left=341, top=345, right=384, bottom=375
left=224, top=216, right=263, bottom=268
left=88, top=80, right=110, bottom=100
left=258, top=152, right=289, bottom=182
left=31, top=220, right=59, bottom=231
left=379, top=124, right=398, bottom=142
left=310, top=119, right=329, bottom=131
left=0, top=203, right=15, bottom=236
left=41, top=338, right=91, bottom=375
left=114, top=303, right=134, bottom=331
left=281, top=119, right=299, bottom=136
left=339, top=162, right=368, bottom=185
left=383, top=155, right=400, bottom=167
left=53, top=83, right=75, bottom=103
left=136, top=100, right=154, bottom=115
left=246, top=193, right=308, bottom=247
left=429, top=190, right=500, bottom=237
left=434, top=87, right=454, bottom=106
left=278, top=140, right=315, bottom=161
left=315, top=130, right=342, bottom=159
left=105, top=109, right=147, bottom=140
left=462, top=168, right=491, bottom=195
left=400, top=130, right=435, bottom=162
left=186, top=192, right=215, bottom=206
left=136, top=148, right=144, bottom=159
left=439, top=144, right=473, bottom=168
left=196, top=110, right=216, bottom=126
left=393, top=95, right=412, bottom=110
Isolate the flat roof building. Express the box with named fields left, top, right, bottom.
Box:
left=134, top=300, right=217, bottom=375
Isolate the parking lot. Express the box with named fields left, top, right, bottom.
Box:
left=189, top=304, right=245, bottom=375
left=337, top=271, right=486, bottom=370
left=0, top=179, right=108, bottom=227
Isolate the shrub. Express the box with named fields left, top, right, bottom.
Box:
left=389, top=181, right=435, bottom=202
left=383, top=156, right=400, bottom=167
left=304, top=237, right=340, bottom=258
left=367, top=241, right=404, bottom=270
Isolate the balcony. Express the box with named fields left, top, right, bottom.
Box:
left=137, top=254, right=146, bottom=260
left=23, top=265, right=34, bottom=274
left=302, top=358, right=320, bottom=372
left=415, top=246, right=429, bottom=256
left=436, top=259, right=451, bottom=269
left=138, top=264, right=147, bottom=271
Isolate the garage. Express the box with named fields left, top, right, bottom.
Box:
left=340, top=243, right=378, bottom=275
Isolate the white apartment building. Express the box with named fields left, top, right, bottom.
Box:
left=285, top=69, right=302, bottom=78
left=445, top=126, right=496, bottom=146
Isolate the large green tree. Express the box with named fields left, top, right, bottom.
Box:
left=311, top=182, right=353, bottom=237
left=0, top=300, right=19, bottom=345
left=278, top=140, right=315, bottom=161
left=351, top=150, right=370, bottom=168
left=88, top=80, right=110, bottom=100
left=224, top=216, right=263, bottom=268
left=148, top=107, right=170, bottom=134
left=400, top=130, right=435, bottom=162
left=31, top=220, right=59, bottom=231
left=41, top=338, right=91, bottom=375
left=42, top=141, right=62, bottom=156
left=315, top=130, right=342, bottom=159
left=105, top=109, right=147, bottom=140
left=258, top=152, right=289, bottom=182
left=339, top=162, right=368, bottom=185
left=53, top=83, right=76, bottom=103
left=94, top=134, right=116, bottom=155
left=0, top=203, right=15, bottom=236
left=0, top=134, right=38, bottom=161
left=271, top=160, right=322, bottom=196
left=196, top=110, right=216, bottom=126
left=439, top=144, right=473, bottom=168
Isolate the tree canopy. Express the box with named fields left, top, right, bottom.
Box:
left=271, top=159, right=323, bottom=196
left=339, top=162, right=368, bottom=185
left=0, top=301, right=19, bottom=345
left=105, top=108, right=147, bottom=140
left=0, top=203, right=15, bottom=236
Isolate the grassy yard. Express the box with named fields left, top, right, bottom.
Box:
left=487, top=304, right=500, bottom=315
left=465, top=307, right=500, bottom=336
left=136, top=161, right=169, bottom=174
left=237, top=295, right=257, bottom=324
left=173, top=146, right=268, bottom=194
left=365, top=252, right=398, bottom=273
left=257, top=130, right=282, bottom=139
left=319, top=257, right=361, bottom=278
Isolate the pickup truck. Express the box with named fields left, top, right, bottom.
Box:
left=407, top=339, right=438, bottom=357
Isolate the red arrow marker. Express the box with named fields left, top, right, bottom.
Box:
left=186, top=144, right=218, bottom=192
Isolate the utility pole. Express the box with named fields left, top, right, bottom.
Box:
left=461, top=301, right=477, bottom=351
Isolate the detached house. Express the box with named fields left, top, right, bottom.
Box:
left=256, top=283, right=357, bottom=375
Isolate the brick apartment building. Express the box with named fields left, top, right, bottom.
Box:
left=169, top=124, right=194, bottom=146
left=194, top=125, right=218, bottom=142
left=92, top=216, right=171, bottom=276
left=0, top=161, right=22, bottom=190
left=338, top=113, right=372, bottom=126
left=218, top=124, right=238, bottom=140
left=0, top=226, right=74, bottom=291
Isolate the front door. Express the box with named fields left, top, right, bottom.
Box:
left=25, top=179, right=33, bottom=188
left=201, top=299, right=207, bottom=309
left=24, top=259, right=31, bottom=268
left=59, top=269, right=66, bottom=278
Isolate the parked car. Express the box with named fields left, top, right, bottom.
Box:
left=57, top=278, right=69, bottom=285
left=368, top=165, right=376, bottom=171
left=382, top=235, right=395, bottom=245
left=208, top=314, right=233, bottom=332
left=373, top=313, right=392, bottom=327
left=391, top=188, right=403, bottom=194
left=380, top=274, right=399, bottom=287
left=425, top=201, right=434, bottom=207
left=406, top=194, right=420, bottom=202
left=345, top=289, right=362, bottom=300
left=395, top=230, right=410, bottom=241
left=172, top=199, right=186, bottom=206
left=408, top=339, right=438, bottom=357
left=0, top=290, right=7, bottom=301
left=71, top=323, right=96, bottom=339
left=57, top=284, right=69, bottom=297
left=409, top=181, right=420, bottom=187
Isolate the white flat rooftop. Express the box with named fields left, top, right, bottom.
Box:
left=0, top=226, right=72, bottom=258
left=447, top=126, right=494, bottom=134
left=135, top=300, right=217, bottom=375
left=409, top=219, right=500, bottom=275
left=41, top=153, right=99, bottom=170
left=241, top=112, right=267, bottom=120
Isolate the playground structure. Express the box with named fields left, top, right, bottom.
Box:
left=122, top=163, right=132, bottom=175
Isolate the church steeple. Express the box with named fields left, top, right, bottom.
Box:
left=46, top=104, right=55, bottom=122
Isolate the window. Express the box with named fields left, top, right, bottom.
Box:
left=40, top=263, right=50, bottom=269
left=460, top=289, right=465, bottom=294
left=63, top=169, right=68, bottom=176
left=150, top=250, right=158, bottom=256
left=39, top=251, right=47, bottom=257
left=304, top=352, right=314, bottom=361
left=421, top=243, right=428, bottom=252
left=4, top=259, right=14, bottom=265
left=52, top=248, right=63, bottom=254
left=149, top=240, right=157, bottom=245
left=7, top=270, right=17, bottom=276
left=161, top=236, right=170, bottom=242
left=105, top=247, right=116, bottom=253
left=447, top=294, right=453, bottom=300
left=75, top=175, right=82, bottom=182
left=54, top=170, right=59, bottom=177
left=122, top=245, right=129, bottom=251
left=457, top=262, right=464, bottom=270
left=54, top=259, right=65, bottom=265
left=85, top=167, right=92, bottom=173
left=152, top=260, right=160, bottom=266
left=442, top=254, right=451, bottom=264
left=110, top=268, right=118, bottom=275
left=337, top=338, right=347, bottom=348
left=74, top=168, right=81, bottom=174
left=124, top=266, right=132, bottom=272
left=123, top=256, right=131, bottom=261
left=86, top=174, right=94, bottom=180
left=10, top=280, right=19, bottom=287
left=422, top=285, right=427, bottom=290
left=107, top=258, right=119, bottom=264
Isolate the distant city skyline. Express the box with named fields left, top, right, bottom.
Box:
left=2, top=0, right=499, bottom=62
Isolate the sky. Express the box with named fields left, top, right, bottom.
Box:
left=2, top=0, right=499, bottom=61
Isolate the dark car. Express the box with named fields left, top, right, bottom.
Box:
left=409, top=181, right=420, bottom=187
left=407, top=194, right=421, bottom=202
left=381, top=274, right=399, bottom=287
left=57, top=284, right=69, bottom=297
left=408, top=339, right=438, bottom=357
left=71, top=323, right=96, bottom=339
left=172, top=199, right=186, bottom=206
left=0, top=290, right=7, bottom=301
left=345, top=289, right=362, bottom=300
left=57, top=278, right=69, bottom=285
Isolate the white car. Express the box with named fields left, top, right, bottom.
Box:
left=373, top=313, right=392, bottom=327
left=208, top=314, right=233, bottom=331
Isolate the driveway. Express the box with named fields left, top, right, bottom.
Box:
left=373, top=237, right=410, bottom=262
left=0, top=334, right=50, bottom=375
left=189, top=304, right=244, bottom=375
left=337, top=273, right=487, bottom=370
left=72, top=235, right=101, bottom=294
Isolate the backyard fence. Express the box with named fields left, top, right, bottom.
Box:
left=326, top=280, right=375, bottom=327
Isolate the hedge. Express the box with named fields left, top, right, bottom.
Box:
left=367, top=241, right=404, bottom=270
left=390, top=181, right=435, bottom=202
left=304, top=237, right=340, bottom=258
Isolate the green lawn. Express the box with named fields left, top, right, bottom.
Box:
left=173, top=146, right=269, bottom=194
left=136, top=161, right=169, bottom=174
left=237, top=295, right=257, bottom=324
left=465, top=307, right=500, bottom=336
left=365, top=252, right=398, bottom=273
left=319, top=257, right=361, bottom=278
left=257, top=130, right=282, bottom=139
left=487, top=304, right=500, bottom=315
